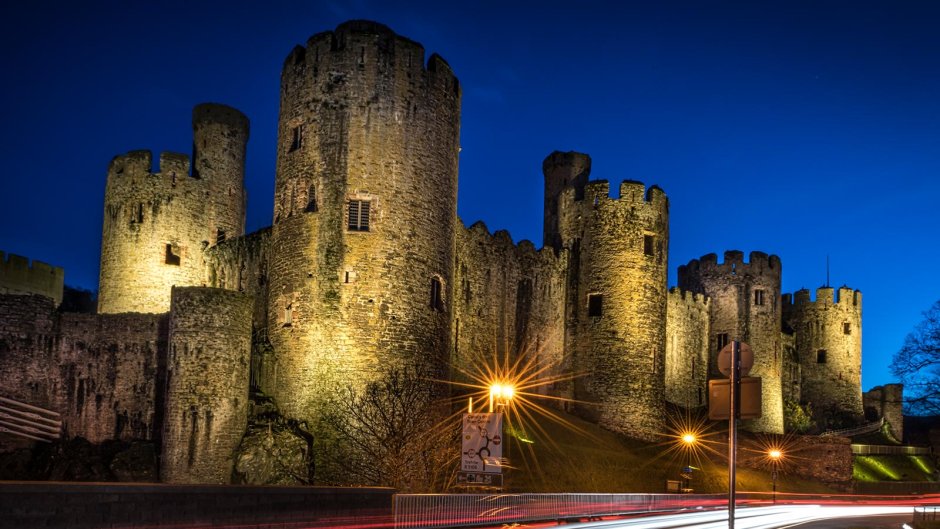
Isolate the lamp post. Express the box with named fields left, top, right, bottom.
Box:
left=681, top=432, right=696, bottom=492
left=489, top=383, right=515, bottom=476
left=768, top=448, right=782, bottom=504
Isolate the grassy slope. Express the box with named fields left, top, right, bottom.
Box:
left=502, top=410, right=837, bottom=493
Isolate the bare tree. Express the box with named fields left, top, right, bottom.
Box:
left=891, top=300, right=940, bottom=415
left=318, top=367, right=459, bottom=492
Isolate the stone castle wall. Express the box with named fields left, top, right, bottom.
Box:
left=0, top=294, right=167, bottom=445
left=863, top=384, right=904, bottom=442
left=266, top=21, right=461, bottom=427
left=452, top=221, right=568, bottom=399
left=98, top=104, right=249, bottom=314
left=555, top=175, right=669, bottom=442
left=784, top=287, right=863, bottom=427
left=665, top=288, right=710, bottom=407
left=162, top=287, right=252, bottom=484
left=678, top=251, right=785, bottom=433
left=0, top=252, right=64, bottom=306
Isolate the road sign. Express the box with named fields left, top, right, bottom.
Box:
left=457, top=471, right=503, bottom=487
left=708, top=377, right=762, bottom=419
left=718, top=341, right=753, bottom=377
left=461, top=412, right=503, bottom=473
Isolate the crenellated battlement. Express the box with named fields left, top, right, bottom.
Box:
left=285, top=20, right=460, bottom=97
left=558, top=178, right=669, bottom=216
left=0, top=251, right=65, bottom=306
left=108, top=150, right=195, bottom=181
left=667, top=286, right=710, bottom=310
left=783, top=286, right=862, bottom=311
left=462, top=219, right=560, bottom=264
left=678, top=250, right=781, bottom=282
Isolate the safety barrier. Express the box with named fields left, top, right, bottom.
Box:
left=820, top=418, right=883, bottom=438
left=393, top=493, right=728, bottom=528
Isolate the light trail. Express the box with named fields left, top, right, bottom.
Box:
left=559, top=505, right=914, bottom=529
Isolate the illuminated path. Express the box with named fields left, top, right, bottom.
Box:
left=558, top=505, right=914, bottom=529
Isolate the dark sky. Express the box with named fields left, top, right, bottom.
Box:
left=2, top=0, right=938, bottom=390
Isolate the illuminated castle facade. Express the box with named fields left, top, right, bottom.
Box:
left=0, top=21, right=876, bottom=484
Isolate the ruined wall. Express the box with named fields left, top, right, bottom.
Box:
left=99, top=105, right=249, bottom=314
left=665, top=288, right=710, bottom=408
left=0, top=294, right=166, bottom=447
left=162, top=287, right=252, bottom=484
left=203, top=228, right=271, bottom=329
left=553, top=174, right=669, bottom=442
left=784, top=286, right=863, bottom=427
left=452, top=221, right=567, bottom=399
left=267, top=21, right=461, bottom=425
left=0, top=252, right=64, bottom=306
left=863, top=384, right=904, bottom=442
left=678, top=251, right=784, bottom=433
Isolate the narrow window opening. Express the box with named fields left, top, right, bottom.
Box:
left=754, top=289, right=765, bottom=306
left=133, top=203, right=144, bottom=223
left=843, top=322, right=851, bottom=335
left=587, top=294, right=603, bottom=318
left=643, top=235, right=654, bottom=256
left=347, top=200, right=371, bottom=231
left=430, top=277, right=444, bottom=311
left=817, top=349, right=827, bottom=364
left=344, top=271, right=351, bottom=284
left=216, top=229, right=226, bottom=244
left=289, top=124, right=303, bottom=153
left=305, top=184, right=318, bottom=212
left=283, top=301, right=293, bottom=327
left=716, top=333, right=729, bottom=352
left=165, top=244, right=181, bottom=266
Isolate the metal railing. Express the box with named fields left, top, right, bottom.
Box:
left=914, top=506, right=940, bottom=523
left=852, top=443, right=931, bottom=455
left=393, top=493, right=727, bottom=528
left=820, top=417, right=883, bottom=438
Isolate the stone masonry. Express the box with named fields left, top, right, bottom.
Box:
left=0, top=20, right=879, bottom=483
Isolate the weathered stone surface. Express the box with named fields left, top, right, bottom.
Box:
left=0, top=252, right=64, bottom=306
left=110, top=441, right=158, bottom=482
left=233, top=418, right=314, bottom=485
left=666, top=288, right=710, bottom=407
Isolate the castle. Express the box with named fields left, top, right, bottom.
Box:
left=0, top=21, right=882, bottom=484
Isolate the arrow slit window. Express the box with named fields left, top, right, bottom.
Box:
left=587, top=293, right=603, bottom=317
left=716, top=333, right=729, bottom=352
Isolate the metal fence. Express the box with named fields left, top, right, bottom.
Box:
left=852, top=443, right=931, bottom=455
left=820, top=418, right=883, bottom=438
left=393, top=493, right=727, bottom=528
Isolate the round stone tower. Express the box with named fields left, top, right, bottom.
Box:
left=783, top=286, right=863, bottom=427
left=677, top=250, right=785, bottom=433
left=98, top=105, right=249, bottom=314
left=266, top=21, right=461, bottom=424
left=162, top=287, right=252, bottom=484
left=551, top=169, right=669, bottom=442
left=192, top=103, right=250, bottom=244
left=543, top=151, right=591, bottom=251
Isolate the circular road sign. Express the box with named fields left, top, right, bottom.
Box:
left=717, top=341, right=754, bottom=377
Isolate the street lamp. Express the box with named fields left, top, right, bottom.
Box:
left=768, top=448, right=782, bottom=503
left=680, top=432, right=696, bottom=493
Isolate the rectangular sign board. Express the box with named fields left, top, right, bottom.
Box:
left=708, top=377, right=762, bottom=420
left=457, top=471, right=503, bottom=487
left=461, top=412, right=503, bottom=473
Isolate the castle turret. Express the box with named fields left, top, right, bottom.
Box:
left=783, top=286, right=863, bottom=427
left=543, top=151, right=591, bottom=251
left=98, top=105, right=249, bottom=314
left=556, top=176, right=669, bottom=441
left=266, top=21, right=461, bottom=424
left=161, top=287, right=252, bottom=484
left=678, top=251, right=784, bottom=433
left=192, top=103, right=249, bottom=244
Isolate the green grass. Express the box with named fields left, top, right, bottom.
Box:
left=501, top=410, right=837, bottom=494
left=854, top=455, right=937, bottom=482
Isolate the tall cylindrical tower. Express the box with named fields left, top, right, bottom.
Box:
left=266, top=21, right=461, bottom=424
left=783, top=286, right=863, bottom=427
left=162, top=287, right=252, bottom=484
left=555, top=177, right=669, bottom=442
left=678, top=250, right=785, bottom=433
left=192, top=103, right=249, bottom=244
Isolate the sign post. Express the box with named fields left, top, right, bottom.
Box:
left=459, top=412, right=503, bottom=487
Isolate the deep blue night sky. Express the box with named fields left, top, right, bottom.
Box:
left=2, top=1, right=938, bottom=390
